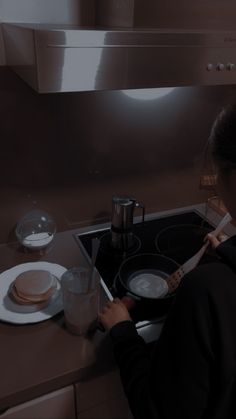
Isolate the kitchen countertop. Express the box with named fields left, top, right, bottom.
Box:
left=0, top=203, right=234, bottom=411
left=0, top=229, right=115, bottom=411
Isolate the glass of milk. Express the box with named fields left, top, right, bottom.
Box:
left=61, top=267, right=100, bottom=336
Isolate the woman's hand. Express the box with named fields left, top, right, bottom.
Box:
left=99, top=298, right=132, bottom=331
left=206, top=232, right=228, bottom=249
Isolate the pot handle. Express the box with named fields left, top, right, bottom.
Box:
left=135, top=201, right=145, bottom=223
left=121, top=295, right=137, bottom=311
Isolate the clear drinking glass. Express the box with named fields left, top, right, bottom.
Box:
left=61, top=267, right=100, bottom=335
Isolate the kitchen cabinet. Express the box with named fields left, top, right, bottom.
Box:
left=75, top=370, right=133, bottom=419
left=0, top=386, right=75, bottom=419
left=0, top=372, right=132, bottom=419
left=0, top=368, right=133, bottom=419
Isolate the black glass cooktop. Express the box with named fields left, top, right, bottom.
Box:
left=74, top=210, right=219, bottom=322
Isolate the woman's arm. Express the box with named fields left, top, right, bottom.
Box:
left=99, top=299, right=157, bottom=418
left=100, top=264, right=217, bottom=419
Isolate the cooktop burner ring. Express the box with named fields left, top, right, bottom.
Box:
left=155, top=223, right=212, bottom=261
left=99, top=231, right=141, bottom=256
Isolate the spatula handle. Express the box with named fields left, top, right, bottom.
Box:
left=166, top=212, right=232, bottom=294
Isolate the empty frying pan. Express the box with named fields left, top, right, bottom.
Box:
left=117, top=253, right=179, bottom=310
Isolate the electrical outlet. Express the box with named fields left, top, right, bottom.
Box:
left=199, top=174, right=217, bottom=189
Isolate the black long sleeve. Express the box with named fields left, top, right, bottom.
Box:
left=216, top=235, right=236, bottom=268
left=110, top=260, right=236, bottom=419
left=110, top=320, right=157, bottom=419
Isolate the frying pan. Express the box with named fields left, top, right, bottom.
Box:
left=97, top=253, right=179, bottom=332
left=117, top=253, right=179, bottom=311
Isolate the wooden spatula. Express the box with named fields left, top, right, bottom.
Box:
left=166, top=212, right=232, bottom=294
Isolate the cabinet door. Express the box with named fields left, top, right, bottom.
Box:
left=0, top=385, right=75, bottom=419
left=75, top=370, right=133, bottom=419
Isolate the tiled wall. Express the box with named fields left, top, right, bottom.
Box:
left=0, top=66, right=236, bottom=243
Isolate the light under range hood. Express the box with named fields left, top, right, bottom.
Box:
left=3, top=23, right=236, bottom=93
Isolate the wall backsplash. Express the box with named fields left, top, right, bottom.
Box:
left=0, top=67, right=236, bottom=244
left=96, top=0, right=236, bottom=29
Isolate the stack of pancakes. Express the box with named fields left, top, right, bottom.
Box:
left=9, top=270, right=57, bottom=309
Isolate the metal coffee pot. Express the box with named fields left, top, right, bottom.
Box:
left=111, top=196, right=145, bottom=251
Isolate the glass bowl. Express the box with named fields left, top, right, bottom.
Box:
left=15, top=210, right=56, bottom=250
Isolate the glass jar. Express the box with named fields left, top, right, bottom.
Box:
left=15, top=209, right=56, bottom=250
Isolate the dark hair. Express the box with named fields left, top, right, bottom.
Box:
left=209, top=104, right=236, bottom=173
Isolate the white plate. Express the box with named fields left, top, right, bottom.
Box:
left=0, top=261, right=67, bottom=324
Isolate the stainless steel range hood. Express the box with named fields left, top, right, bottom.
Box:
left=3, top=23, right=236, bottom=93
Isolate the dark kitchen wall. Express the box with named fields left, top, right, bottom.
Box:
left=1, top=66, right=236, bottom=244
left=134, top=0, right=236, bottom=29
left=97, top=0, right=236, bottom=29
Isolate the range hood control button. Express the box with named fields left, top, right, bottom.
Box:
left=216, top=63, right=225, bottom=71
left=206, top=63, right=214, bottom=71
left=227, top=63, right=235, bottom=71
